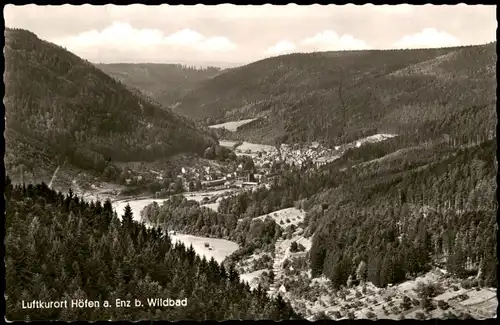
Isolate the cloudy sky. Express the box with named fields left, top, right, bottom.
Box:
left=5, top=4, right=497, bottom=67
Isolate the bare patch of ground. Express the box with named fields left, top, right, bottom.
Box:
left=209, top=118, right=257, bottom=131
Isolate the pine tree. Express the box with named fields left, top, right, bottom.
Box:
left=122, top=204, right=133, bottom=228
left=228, top=263, right=239, bottom=283
left=219, top=264, right=227, bottom=281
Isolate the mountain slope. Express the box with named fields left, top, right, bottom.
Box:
left=95, top=63, right=222, bottom=108
left=174, top=44, right=496, bottom=146
left=4, top=28, right=216, bottom=184
left=4, top=179, right=298, bottom=321
left=211, top=136, right=497, bottom=292
left=307, top=138, right=497, bottom=289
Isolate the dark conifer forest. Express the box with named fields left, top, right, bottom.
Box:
left=4, top=28, right=216, bottom=181
left=4, top=178, right=298, bottom=321
left=95, top=63, right=222, bottom=107
left=171, top=43, right=496, bottom=147
left=139, top=138, right=497, bottom=291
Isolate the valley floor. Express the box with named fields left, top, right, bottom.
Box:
left=208, top=118, right=257, bottom=132
left=112, top=196, right=241, bottom=264
left=72, top=132, right=496, bottom=320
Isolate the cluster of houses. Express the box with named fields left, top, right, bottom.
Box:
left=228, top=134, right=397, bottom=172
left=118, top=134, right=400, bottom=198
left=146, top=161, right=270, bottom=193
left=201, top=172, right=272, bottom=191
left=236, top=141, right=341, bottom=170
left=280, top=142, right=341, bottom=168
left=122, top=137, right=365, bottom=196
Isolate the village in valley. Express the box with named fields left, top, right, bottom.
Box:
left=80, top=127, right=399, bottom=207
left=5, top=4, right=497, bottom=322
left=107, top=138, right=341, bottom=199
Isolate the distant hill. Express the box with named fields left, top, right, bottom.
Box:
left=96, top=63, right=222, bottom=108
left=4, top=28, right=217, bottom=185
left=174, top=43, right=496, bottom=146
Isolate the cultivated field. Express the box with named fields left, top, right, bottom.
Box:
left=284, top=268, right=497, bottom=320
left=236, top=141, right=276, bottom=154
left=253, top=207, right=306, bottom=228
left=350, top=133, right=398, bottom=148
left=208, top=118, right=257, bottom=131
left=113, top=198, right=169, bottom=223
left=240, top=269, right=269, bottom=290
left=219, top=140, right=239, bottom=148
left=170, top=233, right=239, bottom=264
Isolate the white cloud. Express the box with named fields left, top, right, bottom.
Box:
left=300, top=30, right=371, bottom=51
left=265, top=40, right=297, bottom=56
left=9, top=5, right=494, bottom=65
left=52, top=22, right=165, bottom=49
left=264, top=30, right=370, bottom=58
left=392, top=28, right=461, bottom=49
left=52, top=22, right=237, bottom=57
left=163, top=28, right=205, bottom=46
left=198, top=36, right=237, bottom=52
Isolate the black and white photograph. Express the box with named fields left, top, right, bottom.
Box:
left=3, top=3, right=497, bottom=321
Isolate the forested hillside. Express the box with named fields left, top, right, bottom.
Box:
left=175, top=43, right=496, bottom=146
left=192, top=137, right=497, bottom=289
left=96, top=63, right=222, bottom=108
left=4, top=28, right=216, bottom=183
left=141, top=195, right=283, bottom=255
left=307, top=139, right=497, bottom=289
left=4, top=178, right=298, bottom=321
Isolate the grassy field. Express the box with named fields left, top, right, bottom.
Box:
left=219, top=140, right=239, bottom=148
left=285, top=268, right=497, bottom=320
left=253, top=207, right=306, bottom=228
left=113, top=198, right=169, bottom=223
left=240, top=269, right=269, bottom=290
left=209, top=118, right=257, bottom=131
left=236, top=141, right=276, bottom=153
left=170, top=233, right=239, bottom=264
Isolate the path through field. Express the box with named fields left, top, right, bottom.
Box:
left=268, top=238, right=285, bottom=298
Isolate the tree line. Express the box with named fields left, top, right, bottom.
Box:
left=141, top=195, right=283, bottom=260
left=5, top=178, right=298, bottom=321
